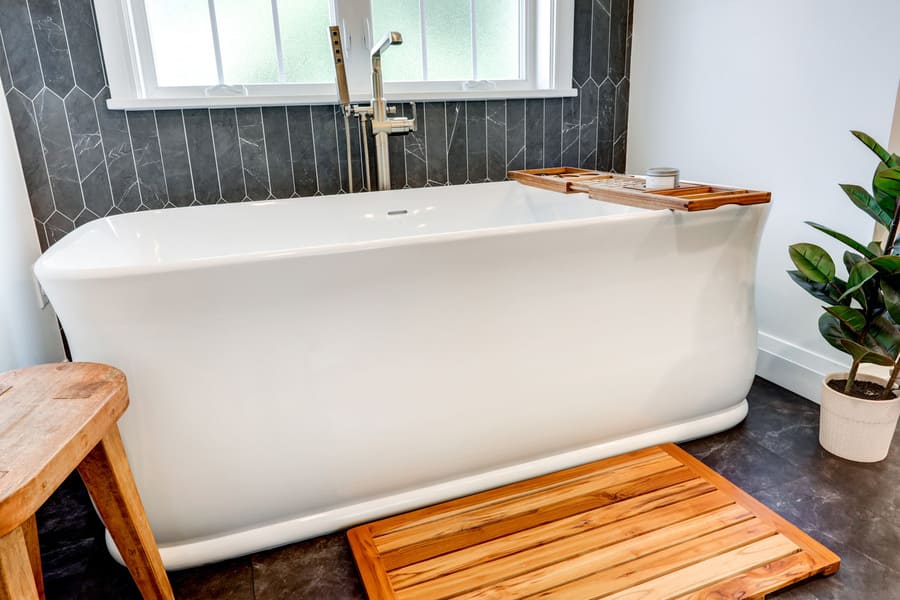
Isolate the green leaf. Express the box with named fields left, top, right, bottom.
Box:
left=852, top=130, right=897, bottom=166
left=874, top=165, right=900, bottom=198
left=868, top=241, right=885, bottom=256
left=839, top=339, right=896, bottom=366
left=874, top=161, right=900, bottom=214
left=824, top=305, right=866, bottom=332
left=805, top=221, right=876, bottom=259
left=818, top=313, right=852, bottom=352
left=841, top=184, right=893, bottom=227
left=843, top=250, right=863, bottom=272
left=881, top=279, right=900, bottom=323
left=866, top=314, right=900, bottom=359
left=788, top=271, right=845, bottom=305
left=869, top=255, right=900, bottom=274
left=839, top=260, right=878, bottom=301
left=789, top=243, right=835, bottom=284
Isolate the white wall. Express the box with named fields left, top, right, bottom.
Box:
left=627, top=0, right=900, bottom=401
left=0, top=95, right=65, bottom=371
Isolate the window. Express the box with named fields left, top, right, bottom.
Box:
left=95, top=0, right=575, bottom=109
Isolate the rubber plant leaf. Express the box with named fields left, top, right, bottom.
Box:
left=873, top=165, right=900, bottom=199
left=868, top=255, right=900, bottom=274
left=874, top=162, right=900, bottom=218
left=838, top=260, right=878, bottom=301
left=818, top=313, right=852, bottom=353
left=839, top=339, right=896, bottom=366
left=789, top=243, right=835, bottom=284
left=805, top=221, right=876, bottom=259
left=824, top=305, right=866, bottom=333
left=787, top=271, right=845, bottom=305
left=881, top=278, right=900, bottom=324
left=867, top=314, right=900, bottom=359
left=868, top=241, right=885, bottom=256
left=851, top=130, right=898, bottom=166
left=840, top=183, right=893, bottom=227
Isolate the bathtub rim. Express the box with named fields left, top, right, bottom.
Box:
left=32, top=190, right=688, bottom=282
left=105, top=397, right=749, bottom=571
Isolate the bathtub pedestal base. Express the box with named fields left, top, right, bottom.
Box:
left=107, top=399, right=748, bottom=570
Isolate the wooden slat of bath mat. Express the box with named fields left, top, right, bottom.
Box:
left=395, top=503, right=756, bottom=600
left=347, top=443, right=840, bottom=600
left=389, top=478, right=719, bottom=589
left=367, top=445, right=667, bottom=537
left=379, top=464, right=695, bottom=570
left=446, top=518, right=778, bottom=600
left=374, top=452, right=682, bottom=553
left=672, top=552, right=822, bottom=600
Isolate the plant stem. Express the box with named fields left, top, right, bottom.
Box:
left=882, top=358, right=900, bottom=399
left=883, top=194, right=900, bottom=255
left=845, top=359, right=861, bottom=394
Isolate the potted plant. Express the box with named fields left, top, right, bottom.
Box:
left=788, top=130, right=900, bottom=462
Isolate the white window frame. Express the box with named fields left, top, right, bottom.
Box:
left=95, top=0, right=576, bottom=110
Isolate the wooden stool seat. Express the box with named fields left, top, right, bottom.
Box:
left=0, top=363, right=173, bottom=599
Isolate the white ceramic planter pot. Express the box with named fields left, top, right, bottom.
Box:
left=819, top=372, right=900, bottom=462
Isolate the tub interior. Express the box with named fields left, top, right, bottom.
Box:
left=37, top=182, right=648, bottom=274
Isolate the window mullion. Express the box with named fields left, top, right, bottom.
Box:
left=270, top=0, right=286, bottom=83
left=470, top=0, right=477, bottom=80
left=521, top=0, right=529, bottom=81
left=419, top=0, right=428, bottom=80
left=206, top=0, right=225, bottom=85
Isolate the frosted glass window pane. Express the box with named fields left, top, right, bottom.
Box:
left=424, top=0, right=472, bottom=81
left=475, top=0, right=520, bottom=80
left=215, top=0, right=279, bottom=84
left=145, top=0, right=218, bottom=87
left=279, top=0, right=334, bottom=83
left=372, top=0, right=423, bottom=82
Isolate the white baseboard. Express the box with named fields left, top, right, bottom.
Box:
left=756, top=331, right=845, bottom=403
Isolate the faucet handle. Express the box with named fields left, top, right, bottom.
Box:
left=408, top=102, right=418, bottom=132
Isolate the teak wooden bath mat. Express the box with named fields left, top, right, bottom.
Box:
left=348, top=444, right=838, bottom=599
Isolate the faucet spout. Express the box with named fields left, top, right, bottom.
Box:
left=371, top=32, right=402, bottom=119
left=372, top=32, right=403, bottom=59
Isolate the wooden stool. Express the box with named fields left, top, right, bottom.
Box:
left=0, top=362, right=173, bottom=600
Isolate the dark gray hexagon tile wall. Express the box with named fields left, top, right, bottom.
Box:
left=0, top=0, right=632, bottom=249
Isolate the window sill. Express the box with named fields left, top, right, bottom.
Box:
left=105, top=88, right=579, bottom=111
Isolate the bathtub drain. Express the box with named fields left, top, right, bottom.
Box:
left=387, top=209, right=408, bottom=216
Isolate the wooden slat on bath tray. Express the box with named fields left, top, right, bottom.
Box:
left=347, top=443, right=839, bottom=599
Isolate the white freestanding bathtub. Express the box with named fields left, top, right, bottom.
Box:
left=34, top=181, right=767, bottom=569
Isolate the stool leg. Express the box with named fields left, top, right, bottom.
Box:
left=78, top=425, right=173, bottom=600
left=0, top=525, right=39, bottom=600
left=22, top=516, right=44, bottom=600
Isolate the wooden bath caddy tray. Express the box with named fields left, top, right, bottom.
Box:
left=508, top=167, right=771, bottom=211
left=348, top=443, right=838, bottom=599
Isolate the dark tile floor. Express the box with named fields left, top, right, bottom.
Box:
left=37, top=377, right=899, bottom=599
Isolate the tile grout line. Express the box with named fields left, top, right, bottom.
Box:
left=122, top=108, right=146, bottom=210
left=87, top=0, right=109, bottom=83
left=55, top=0, right=79, bottom=94
left=233, top=108, right=249, bottom=200
left=307, top=106, right=321, bottom=195
left=258, top=107, right=273, bottom=198
left=283, top=107, right=296, bottom=196
left=23, top=0, right=48, bottom=93
left=180, top=109, right=199, bottom=204
left=207, top=108, right=224, bottom=201
left=0, top=24, right=15, bottom=88
left=153, top=110, right=174, bottom=207
left=331, top=105, right=344, bottom=193
left=54, top=86, right=89, bottom=216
